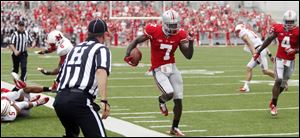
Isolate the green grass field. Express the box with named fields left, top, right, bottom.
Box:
left=1, top=45, right=299, bottom=137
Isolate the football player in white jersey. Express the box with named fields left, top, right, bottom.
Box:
left=1, top=93, right=49, bottom=122
left=234, top=24, right=275, bottom=92
left=35, top=30, right=74, bottom=90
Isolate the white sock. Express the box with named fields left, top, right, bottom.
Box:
left=244, top=81, right=250, bottom=88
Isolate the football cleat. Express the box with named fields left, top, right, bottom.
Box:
left=269, top=101, right=278, bottom=116
left=36, top=97, right=49, bottom=106
left=170, top=127, right=185, bottom=136
left=159, top=101, right=168, bottom=116
left=239, top=87, right=250, bottom=92
left=11, top=72, right=27, bottom=89
left=30, top=95, right=41, bottom=102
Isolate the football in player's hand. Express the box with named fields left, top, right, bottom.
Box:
left=130, top=48, right=142, bottom=66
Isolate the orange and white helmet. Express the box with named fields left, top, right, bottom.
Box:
left=1, top=98, right=11, bottom=116
left=47, top=30, right=65, bottom=48
left=283, top=10, right=297, bottom=30
left=162, top=9, right=181, bottom=36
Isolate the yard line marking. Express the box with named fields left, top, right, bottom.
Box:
left=121, top=116, right=156, bottom=119
left=208, top=132, right=299, bottom=137
left=149, top=125, right=188, bottom=128
left=109, top=91, right=298, bottom=99
left=111, top=107, right=299, bottom=115
left=182, top=130, right=207, bottom=133
left=134, top=120, right=170, bottom=123
left=1, top=81, right=170, bottom=137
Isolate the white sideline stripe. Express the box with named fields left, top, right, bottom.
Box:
left=112, top=109, right=130, bottom=111
left=1, top=81, right=170, bottom=137
left=109, top=91, right=298, bottom=99
left=149, top=125, right=188, bottom=128
left=182, top=130, right=207, bottom=133
left=134, top=120, right=170, bottom=123
left=121, top=116, right=156, bottom=119
left=208, top=132, right=299, bottom=137
left=111, top=107, right=299, bottom=115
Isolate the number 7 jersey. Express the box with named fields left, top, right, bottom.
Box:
left=144, top=24, right=188, bottom=70
left=270, top=24, right=299, bottom=60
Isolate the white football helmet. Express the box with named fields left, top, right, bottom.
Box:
left=1, top=99, right=11, bottom=116
left=162, top=9, right=181, bottom=36
left=47, top=30, right=65, bottom=48
left=234, top=24, right=245, bottom=37
left=283, top=10, right=298, bottom=30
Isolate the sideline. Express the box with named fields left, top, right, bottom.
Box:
left=1, top=81, right=170, bottom=137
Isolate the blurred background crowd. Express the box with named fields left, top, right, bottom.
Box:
left=1, top=1, right=276, bottom=48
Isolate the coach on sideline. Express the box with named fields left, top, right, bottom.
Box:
left=9, top=20, right=35, bottom=81
left=53, top=19, right=111, bottom=137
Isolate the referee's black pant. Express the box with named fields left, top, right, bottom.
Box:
left=53, top=89, right=107, bottom=137
left=11, top=51, right=28, bottom=81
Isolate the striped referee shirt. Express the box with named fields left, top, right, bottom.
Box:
left=10, top=30, right=33, bottom=52
left=56, top=39, right=111, bottom=96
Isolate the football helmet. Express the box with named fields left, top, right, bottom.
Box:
left=162, top=9, right=181, bottom=36
left=47, top=30, right=65, bottom=48
left=234, top=24, right=245, bottom=37
left=1, top=98, right=11, bottom=116
left=283, top=10, right=297, bottom=30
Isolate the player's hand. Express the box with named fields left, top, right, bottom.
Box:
left=14, top=50, right=20, bottom=56
left=124, top=56, right=134, bottom=66
left=100, top=100, right=110, bottom=119
left=37, top=67, right=50, bottom=75
left=270, top=56, right=275, bottom=64
left=285, top=48, right=296, bottom=55
left=253, top=53, right=260, bottom=61
left=188, top=32, right=194, bottom=41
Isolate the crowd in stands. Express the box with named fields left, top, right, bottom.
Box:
left=1, top=1, right=276, bottom=48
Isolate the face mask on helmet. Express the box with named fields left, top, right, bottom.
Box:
left=163, top=23, right=180, bottom=35
left=284, top=20, right=296, bottom=30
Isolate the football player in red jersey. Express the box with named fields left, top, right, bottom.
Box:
left=253, top=10, right=299, bottom=116
left=124, top=9, right=194, bottom=136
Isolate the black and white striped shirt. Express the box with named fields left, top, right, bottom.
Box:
left=10, top=31, right=33, bottom=52
left=56, top=39, right=111, bottom=96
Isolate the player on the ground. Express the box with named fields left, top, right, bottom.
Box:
left=253, top=10, right=299, bottom=116
left=35, top=30, right=73, bottom=90
left=1, top=93, right=49, bottom=122
left=124, top=9, right=194, bottom=136
left=234, top=24, right=275, bottom=92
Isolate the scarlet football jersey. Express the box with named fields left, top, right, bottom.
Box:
left=270, top=24, right=299, bottom=60
left=144, top=24, right=188, bottom=70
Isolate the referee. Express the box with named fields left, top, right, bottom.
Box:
left=9, top=21, right=35, bottom=81
left=53, top=19, right=111, bottom=137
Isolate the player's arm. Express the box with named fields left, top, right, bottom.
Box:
left=257, top=33, right=277, bottom=54
left=96, top=68, right=110, bottom=119
left=241, top=34, right=256, bottom=55
left=253, top=33, right=277, bottom=60
left=179, top=33, right=194, bottom=60
left=9, top=44, right=20, bottom=56
left=125, top=35, right=149, bottom=57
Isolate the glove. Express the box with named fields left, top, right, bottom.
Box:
left=188, top=32, right=194, bottom=41
left=124, top=56, right=134, bottom=66
left=253, top=53, right=260, bottom=61
left=285, top=48, right=296, bottom=55
left=37, top=67, right=51, bottom=75
left=51, top=81, right=58, bottom=91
